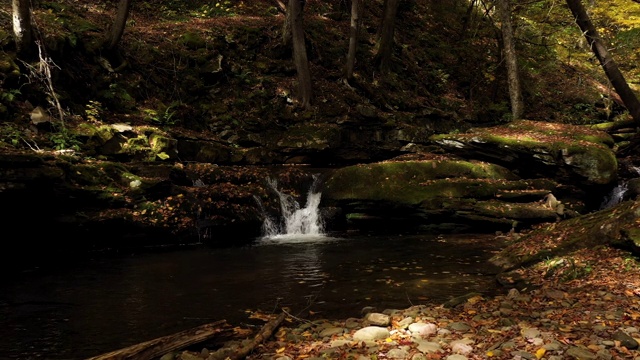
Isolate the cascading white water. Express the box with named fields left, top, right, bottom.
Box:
left=599, top=166, right=640, bottom=210
left=600, top=182, right=629, bottom=210
left=259, top=176, right=325, bottom=239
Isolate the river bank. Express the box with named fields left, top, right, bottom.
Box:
left=179, top=240, right=640, bottom=360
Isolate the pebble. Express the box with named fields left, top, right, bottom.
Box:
left=353, top=326, right=390, bottom=341
left=416, top=340, right=441, bottom=353
left=612, top=330, right=639, bottom=349
left=521, top=327, right=540, bottom=339
left=408, top=322, right=437, bottom=337
left=397, top=317, right=413, bottom=329
left=330, top=339, right=350, bottom=348
left=566, top=346, right=596, bottom=359
left=386, top=347, right=410, bottom=359
left=319, top=327, right=344, bottom=337
left=345, top=318, right=361, bottom=329
left=445, top=355, right=468, bottom=360
left=451, top=342, right=473, bottom=355
left=447, top=322, right=471, bottom=332
left=365, top=312, right=390, bottom=326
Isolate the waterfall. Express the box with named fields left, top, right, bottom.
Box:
left=258, top=176, right=325, bottom=239
left=600, top=182, right=628, bottom=210
left=600, top=166, right=640, bottom=210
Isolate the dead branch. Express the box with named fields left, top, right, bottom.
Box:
left=227, top=312, right=286, bottom=360
left=85, top=320, right=229, bottom=360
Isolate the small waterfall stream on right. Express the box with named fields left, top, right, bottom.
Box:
left=600, top=165, right=640, bottom=210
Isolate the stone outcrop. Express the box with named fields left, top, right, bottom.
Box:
left=321, top=155, right=569, bottom=234
left=430, top=120, right=617, bottom=186
left=1, top=116, right=632, bottom=266
left=320, top=120, right=621, bottom=234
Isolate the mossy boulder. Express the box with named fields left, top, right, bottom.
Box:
left=490, top=199, right=640, bottom=271
left=322, top=157, right=568, bottom=234
left=430, top=120, right=617, bottom=186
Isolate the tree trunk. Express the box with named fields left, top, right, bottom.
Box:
left=106, top=0, right=132, bottom=51
left=566, top=0, right=640, bottom=125
left=460, top=0, right=477, bottom=36
left=375, top=0, right=399, bottom=73
left=289, top=0, right=312, bottom=109
left=345, top=0, right=360, bottom=82
left=12, top=0, right=33, bottom=56
left=282, top=2, right=292, bottom=47
left=498, top=0, right=524, bottom=120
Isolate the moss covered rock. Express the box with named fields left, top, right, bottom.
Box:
left=322, top=157, right=568, bottom=234
left=430, top=120, right=617, bottom=186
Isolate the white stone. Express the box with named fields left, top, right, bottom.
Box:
left=353, top=326, right=390, bottom=341
left=409, top=322, right=438, bottom=337
left=451, top=342, right=473, bottom=355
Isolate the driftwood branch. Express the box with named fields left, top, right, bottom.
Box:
left=86, top=320, right=229, bottom=360
left=227, top=312, right=286, bottom=360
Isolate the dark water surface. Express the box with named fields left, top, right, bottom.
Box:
left=0, top=233, right=505, bottom=359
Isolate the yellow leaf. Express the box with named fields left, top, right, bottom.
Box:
left=276, top=347, right=286, bottom=353
left=535, top=348, right=546, bottom=359
left=486, top=350, right=495, bottom=357
left=385, top=338, right=393, bottom=343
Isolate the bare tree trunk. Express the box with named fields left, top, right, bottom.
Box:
left=12, top=0, right=33, bottom=56
left=282, top=1, right=292, bottom=47
left=106, top=0, right=132, bottom=51
left=460, top=0, right=477, bottom=36
left=289, top=0, right=312, bottom=109
left=498, top=0, right=524, bottom=120
left=375, top=0, right=399, bottom=73
left=566, top=0, right=640, bottom=125
left=345, top=0, right=360, bottom=82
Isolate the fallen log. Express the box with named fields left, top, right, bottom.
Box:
left=588, top=117, right=636, bottom=132
left=86, top=320, right=229, bottom=360
left=226, top=312, right=286, bottom=360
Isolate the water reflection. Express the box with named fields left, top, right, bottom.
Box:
left=0, top=233, right=504, bottom=359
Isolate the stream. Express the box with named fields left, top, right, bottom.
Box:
left=0, top=232, right=505, bottom=359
